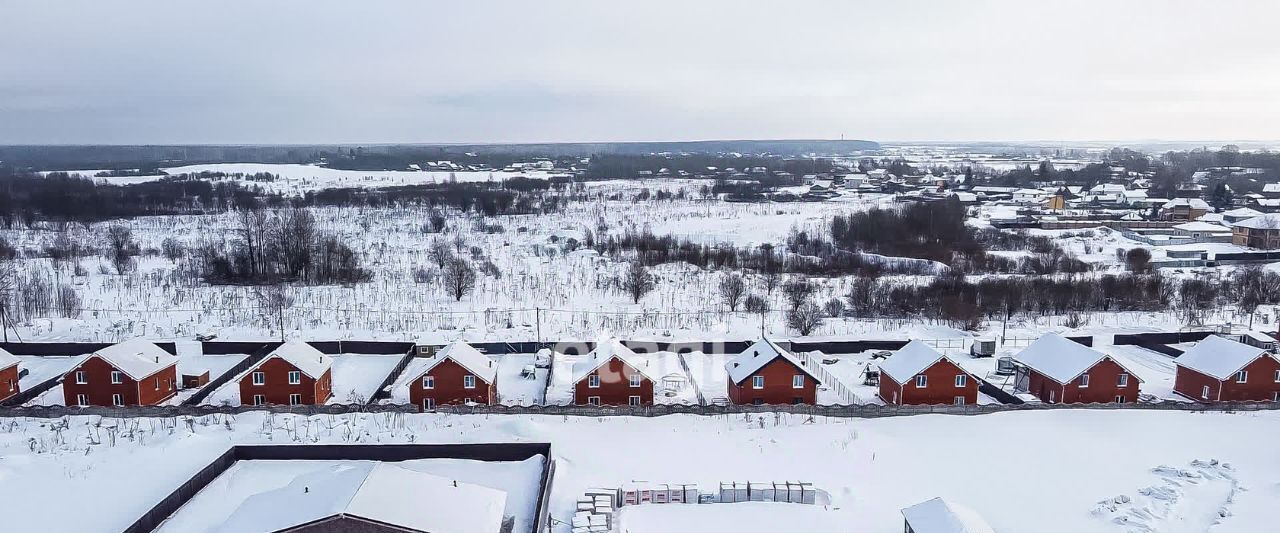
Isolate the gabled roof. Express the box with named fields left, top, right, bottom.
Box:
left=571, top=338, right=653, bottom=383
left=1161, top=198, right=1211, bottom=210
left=901, top=497, right=995, bottom=533
left=1232, top=213, right=1280, bottom=230
left=253, top=340, right=333, bottom=379
left=420, top=340, right=497, bottom=384
left=1176, top=335, right=1275, bottom=380
left=879, top=341, right=965, bottom=384
left=1223, top=207, right=1264, bottom=218
left=1013, top=333, right=1140, bottom=384
left=89, top=338, right=178, bottom=380
left=1172, top=221, right=1230, bottom=233
left=214, top=463, right=507, bottom=533
left=725, top=338, right=820, bottom=385
left=0, top=347, right=17, bottom=371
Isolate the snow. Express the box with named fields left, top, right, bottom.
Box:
left=1231, top=213, right=1280, bottom=230
left=901, top=497, right=995, bottom=533
left=878, top=340, right=954, bottom=384
left=326, top=354, right=404, bottom=404
left=683, top=351, right=732, bottom=405
left=494, top=353, right=548, bottom=406
left=1104, top=345, right=1183, bottom=401
left=93, top=338, right=178, bottom=380
left=158, top=163, right=558, bottom=193
left=0, top=347, right=17, bottom=371
left=155, top=457, right=544, bottom=533
left=724, top=338, right=817, bottom=384
left=3, top=410, right=1280, bottom=533
left=1174, top=335, right=1273, bottom=380
left=429, top=340, right=498, bottom=384
left=169, top=353, right=248, bottom=403
left=262, top=340, right=333, bottom=379
left=617, top=502, right=854, bottom=532
left=1013, top=333, right=1116, bottom=384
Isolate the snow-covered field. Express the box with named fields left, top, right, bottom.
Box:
left=0, top=409, right=1276, bottom=533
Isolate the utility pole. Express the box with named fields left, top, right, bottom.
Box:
left=535, top=307, right=542, bottom=349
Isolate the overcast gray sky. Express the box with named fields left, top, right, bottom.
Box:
left=1, top=0, right=1277, bottom=144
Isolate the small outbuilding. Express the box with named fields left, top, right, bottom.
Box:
left=1014, top=333, right=1142, bottom=404
left=407, top=340, right=498, bottom=410
left=901, top=497, right=995, bottom=533
left=724, top=338, right=821, bottom=405
left=237, top=340, right=334, bottom=406
left=1174, top=335, right=1280, bottom=402
left=878, top=341, right=979, bottom=405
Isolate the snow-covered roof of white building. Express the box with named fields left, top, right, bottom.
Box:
left=571, top=338, right=653, bottom=383
left=1175, top=335, right=1275, bottom=380
left=213, top=463, right=507, bottom=533
left=1013, top=333, right=1138, bottom=384
left=256, top=340, right=333, bottom=379
left=878, top=341, right=964, bottom=384
left=421, top=340, right=497, bottom=384
left=901, top=497, right=995, bottom=533
left=1161, top=198, right=1211, bottom=210
left=90, top=338, right=178, bottom=380
left=1233, top=213, right=1280, bottom=230
left=0, top=346, right=17, bottom=371
left=1263, top=183, right=1280, bottom=193
left=1223, top=207, right=1264, bottom=218
left=1173, top=221, right=1231, bottom=233
left=725, top=338, right=820, bottom=384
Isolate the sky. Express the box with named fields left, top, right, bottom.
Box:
left=1, top=0, right=1278, bottom=145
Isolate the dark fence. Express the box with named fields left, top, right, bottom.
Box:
left=791, top=340, right=909, bottom=353
left=121, top=443, right=554, bottom=533
left=1215, top=251, right=1280, bottom=263
left=6, top=398, right=1278, bottom=420
left=368, top=348, right=417, bottom=403
left=0, top=342, right=177, bottom=356
left=180, top=343, right=276, bottom=406
left=978, top=379, right=1023, bottom=405
left=0, top=373, right=61, bottom=407
left=1113, top=331, right=1214, bottom=346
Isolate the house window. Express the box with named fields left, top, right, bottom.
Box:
left=252, top=372, right=265, bottom=385
left=915, top=375, right=927, bottom=388
left=954, top=375, right=967, bottom=387
left=252, top=394, right=265, bottom=406
left=792, top=397, right=804, bottom=405
left=752, top=398, right=764, bottom=406
left=752, top=376, right=765, bottom=389
left=110, top=371, right=123, bottom=385
left=1114, top=395, right=1126, bottom=404
left=75, top=371, right=87, bottom=385
left=111, top=394, right=123, bottom=406
left=1274, top=392, right=1279, bottom=402
left=288, top=393, right=302, bottom=405
left=629, top=374, right=642, bottom=388
left=463, top=375, right=476, bottom=389
left=1201, top=385, right=1210, bottom=399
left=628, top=395, right=641, bottom=406
left=154, top=377, right=160, bottom=391
left=1274, top=370, right=1279, bottom=383
left=76, top=394, right=88, bottom=406
left=287, top=371, right=301, bottom=385
left=1079, top=374, right=1090, bottom=388
left=587, top=396, right=601, bottom=406
left=953, top=396, right=965, bottom=405
left=792, top=375, right=804, bottom=389
left=423, top=398, right=436, bottom=410
left=1235, top=370, right=1248, bottom=383
left=422, top=376, right=435, bottom=389
left=588, top=374, right=601, bottom=388
left=1118, top=374, right=1129, bottom=387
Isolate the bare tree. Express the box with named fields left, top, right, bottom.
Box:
left=257, top=285, right=293, bottom=342
left=428, top=238, right=452, bottom=269
left=744, top=293, right=769, bottom=314
left=160, top=237, right=185, bottom=262
left=237, top=205, right=270, bottom=277
left=621, top=261, right=656, bottom=304
left=782, top=277, right=816, bottom=310
left=1124, top=248, right=1152, bottom=273
left=443, top=256, right=477, bottom=301
left=0, top=263, right=14, bottom=341
left=822, top=298, right=845, bottom=318
left=787, top=302, right=824, bottom=336
left=719, top=273, right=746, bottom=311
left=1232, top=266, right=1280, bottom=328
left=104, top=224, right=139, bottom=275
left=56, top=284, right=81, bottom=318
left=272, top=207, right=316, bottom=278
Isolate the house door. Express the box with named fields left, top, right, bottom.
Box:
left=953, top=396, right=965, bottom=405
left=1048, top=389, right=1055, bottom=403
left=423, top=398, right=436, bottom=410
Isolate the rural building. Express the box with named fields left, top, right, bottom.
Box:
left=878, top=341, right=979, bottom=405
left=571, top=338, right=654, bottom=406
left=0, top=347, right=19, bottom=402
left=1173, top=335, right=1280, bottom=402
left=1159, top=198, right=1210, bottom=221
left=724, top=338, right=820, bottom=405
left=237, top=340, right=334, bottom=406
left=213, top=463, right=508, bottom=533
left=901, top=497, right=995, bottom=533
left=1013, top=333, right=1142, bottom=404
left=62, top=339, right=178, bottom=407
left=1171, top=221, right=1232, bottom=242
left=407, top=340, right=497, bottom=410
left=1231, top=214, right=1280, bottom=249
left=1222, top=207, right=1264, bottom=224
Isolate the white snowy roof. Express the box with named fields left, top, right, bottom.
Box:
left=421, top=340, right=497, bottom=384
left=901, top=497, right=995, bottom=533
left=214, top=463, right=507, bottom=533
left=878, top=341, right=962, bottom=384
left=1161, top=198, right=1211, bottom=210
left=0, top=347, right=17, bottom=371
left=1232, top=213, right=1280, bottom=230
left=256, top=340, right=333, bottom=379
left=1195, top=213, right=1225, bottom=223
left=571, top=338, right=653, bottom=383
left=1013, top=333, right=1138, bottom=384
left=725, top=338, right=820, bottom=384
left=1173, top=221, right=1231, bottom=233
left=1223, top=207, right=1264, bottom=218
left=1175, top=335, right=1275, bottom=380
left=1263, top=183, right=1280, bottom=193
left=90, top=338, right=178, bottom=380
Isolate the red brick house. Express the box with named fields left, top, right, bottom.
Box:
left=63, top=339, right=178, bottom=407
left=571, top=338, right=654, bottom=406
left=407, top=340, right=498, bottom=410
left=0, top=347, right=19, bottom=402
left=724, top=338, right=820, bottom=405
left=878, top=341, right=979, bottom=405
left=238, top=340, right=334, bottom=406
left=1013, top=333, right=1142, bottom=404
left=1174, top=335, right=1280, bottom=402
